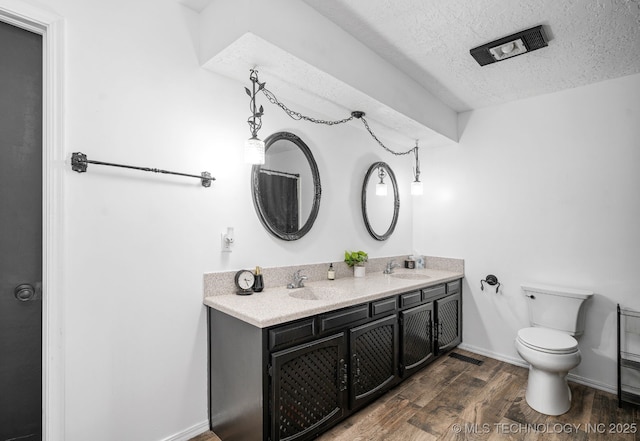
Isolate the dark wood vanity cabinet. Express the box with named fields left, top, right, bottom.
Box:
left=398, top=280, right=462, bottom=378
left=268, top=315, right=399, bottom=441
left=436, top=280, right=462, bottom=353
left=400, top=302, right=435, bottom=377
left=270, top=333, right=347, bottom=441
left=269, top=321, right=398, bottom=441
left=349, top=314, right=398, bottom=409
left=208, top=279, right=462, bottom=441
left=436, top=295, right=461, bottom=352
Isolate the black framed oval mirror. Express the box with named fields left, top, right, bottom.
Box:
left=251, top=132, right=321, bottom=241
left=361, top=161, right=399, bottom=241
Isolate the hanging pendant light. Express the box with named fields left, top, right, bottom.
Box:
left=376, top=167, right=388, bottom=196
left=244, top=69, right=265, bottom=165
left=242, top=69, right=427, bottom=193
left=411, top=142, right=423, bottom=196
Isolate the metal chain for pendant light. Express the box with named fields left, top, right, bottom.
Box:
left=260, top=83, right=415, bottom=156
left=251, top=69, right=420, bottom=181
left=260, top=87, right=356, bottom=126
left=358, top=115, right=414, bottom=156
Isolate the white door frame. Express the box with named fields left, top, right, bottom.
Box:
left=0, top=1, right=65, bottom=440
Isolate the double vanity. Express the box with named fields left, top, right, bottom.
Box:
left=206, top=93, right=466, bottom=440
left=204, top=258, right=464, bottom=441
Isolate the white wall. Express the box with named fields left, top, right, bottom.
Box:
left=414, top=73, right=640, bottom=390
left=35, top=1, right=414, bottom=440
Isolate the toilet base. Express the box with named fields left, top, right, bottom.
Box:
left=525, top=365, right=572, bottom=416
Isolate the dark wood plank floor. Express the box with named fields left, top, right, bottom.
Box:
left=193, top=349, right=639, bottom=441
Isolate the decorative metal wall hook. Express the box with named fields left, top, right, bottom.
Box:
left=481, top=274, right=501, bottom=293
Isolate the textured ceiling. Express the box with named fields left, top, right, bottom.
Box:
left=181, top=0, right=640, bottom=113
left=302, top=0, right=640, bottom=112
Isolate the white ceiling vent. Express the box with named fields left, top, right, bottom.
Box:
left=470, top=25, right=548, bottom=66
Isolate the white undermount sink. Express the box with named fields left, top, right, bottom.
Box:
left=390, top=273, right=431, bottom=280
left=288, top=286, right=340, bottom=300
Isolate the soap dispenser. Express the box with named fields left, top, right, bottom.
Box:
left=253, top=266, right=264, bottom=292
left=328, top=263, right=335, bottom=280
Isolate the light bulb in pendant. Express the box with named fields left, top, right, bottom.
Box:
left=376, top=182, right=388, bottom=196
left=244, top=136, right=265, bottom=165
left=411, top=180, right=423, bottom=196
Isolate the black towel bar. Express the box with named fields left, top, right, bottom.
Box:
left=71, top=152, right=214, bottom=187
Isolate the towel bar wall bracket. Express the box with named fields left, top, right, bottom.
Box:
left=71, top=152, right=214, bottom=187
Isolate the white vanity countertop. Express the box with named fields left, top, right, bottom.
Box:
left=203, top=268, right=464, bottom=328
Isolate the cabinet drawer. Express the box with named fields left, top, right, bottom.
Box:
left=371, top=297, right=397, bottom=317
left=447, top=280, right=461, bottom=294
left=319, top=304, right=369, bottom=332
left=400, top=291, right=422, bottom=308
left=269, top=318, right=316, bottom=351
left=422, top=284, right=446, bottom=301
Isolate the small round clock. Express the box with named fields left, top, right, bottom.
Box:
left=234, top=269, right=255, bottom=295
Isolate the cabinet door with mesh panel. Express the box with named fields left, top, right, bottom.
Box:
left=436, top=293, right=461, bottom=353
left=349, top=314, right=398, bottom=409
left=271, top=333, right=348, bottom=441
left=400, top=302, right=435, bottom=377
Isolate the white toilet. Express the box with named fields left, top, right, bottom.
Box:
left=515, top=283, right=593, bottom=416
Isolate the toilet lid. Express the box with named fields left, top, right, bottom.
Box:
left=517, top=327, right=578, bottom=354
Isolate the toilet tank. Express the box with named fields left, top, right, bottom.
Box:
left=521, top=283, right=593, bottom=335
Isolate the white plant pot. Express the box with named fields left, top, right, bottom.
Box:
left=353, top=265, right=366, bottom=278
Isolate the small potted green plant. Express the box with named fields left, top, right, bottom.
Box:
left=344, top=250, right=368, bottom=278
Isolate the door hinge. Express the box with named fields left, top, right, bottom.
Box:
left=267, top=364, right=273, bottom=377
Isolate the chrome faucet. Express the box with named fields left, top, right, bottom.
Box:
left=383, top=259, right=401, bottom=274
left=287, top=270, right=308, bottom=289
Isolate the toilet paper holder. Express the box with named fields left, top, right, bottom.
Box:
left=481, top=274, right=500, bottom=293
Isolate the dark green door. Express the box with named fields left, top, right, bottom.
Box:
left=0, top=19, right=43, bottom=441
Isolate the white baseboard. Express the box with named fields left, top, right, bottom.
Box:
left=564, top=372, right=616, bottom=394
left=160, top=420, right=209, bottom=441
left=458, top=343, right=528, bottom=368
left=457, top=343, right=616, bottom=394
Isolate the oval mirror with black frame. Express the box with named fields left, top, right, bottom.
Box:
left=251, top=132, right=321, bottom=241
left=362, top=161, right=400, bottom=241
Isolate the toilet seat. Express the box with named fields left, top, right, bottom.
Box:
left=517, top=327, right=578, bottom=354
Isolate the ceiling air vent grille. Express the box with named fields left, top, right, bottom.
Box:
left=470, top=25, right=548, bottom=66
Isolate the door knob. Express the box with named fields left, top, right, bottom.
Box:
left=14, top=284, right=36, bottom=302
